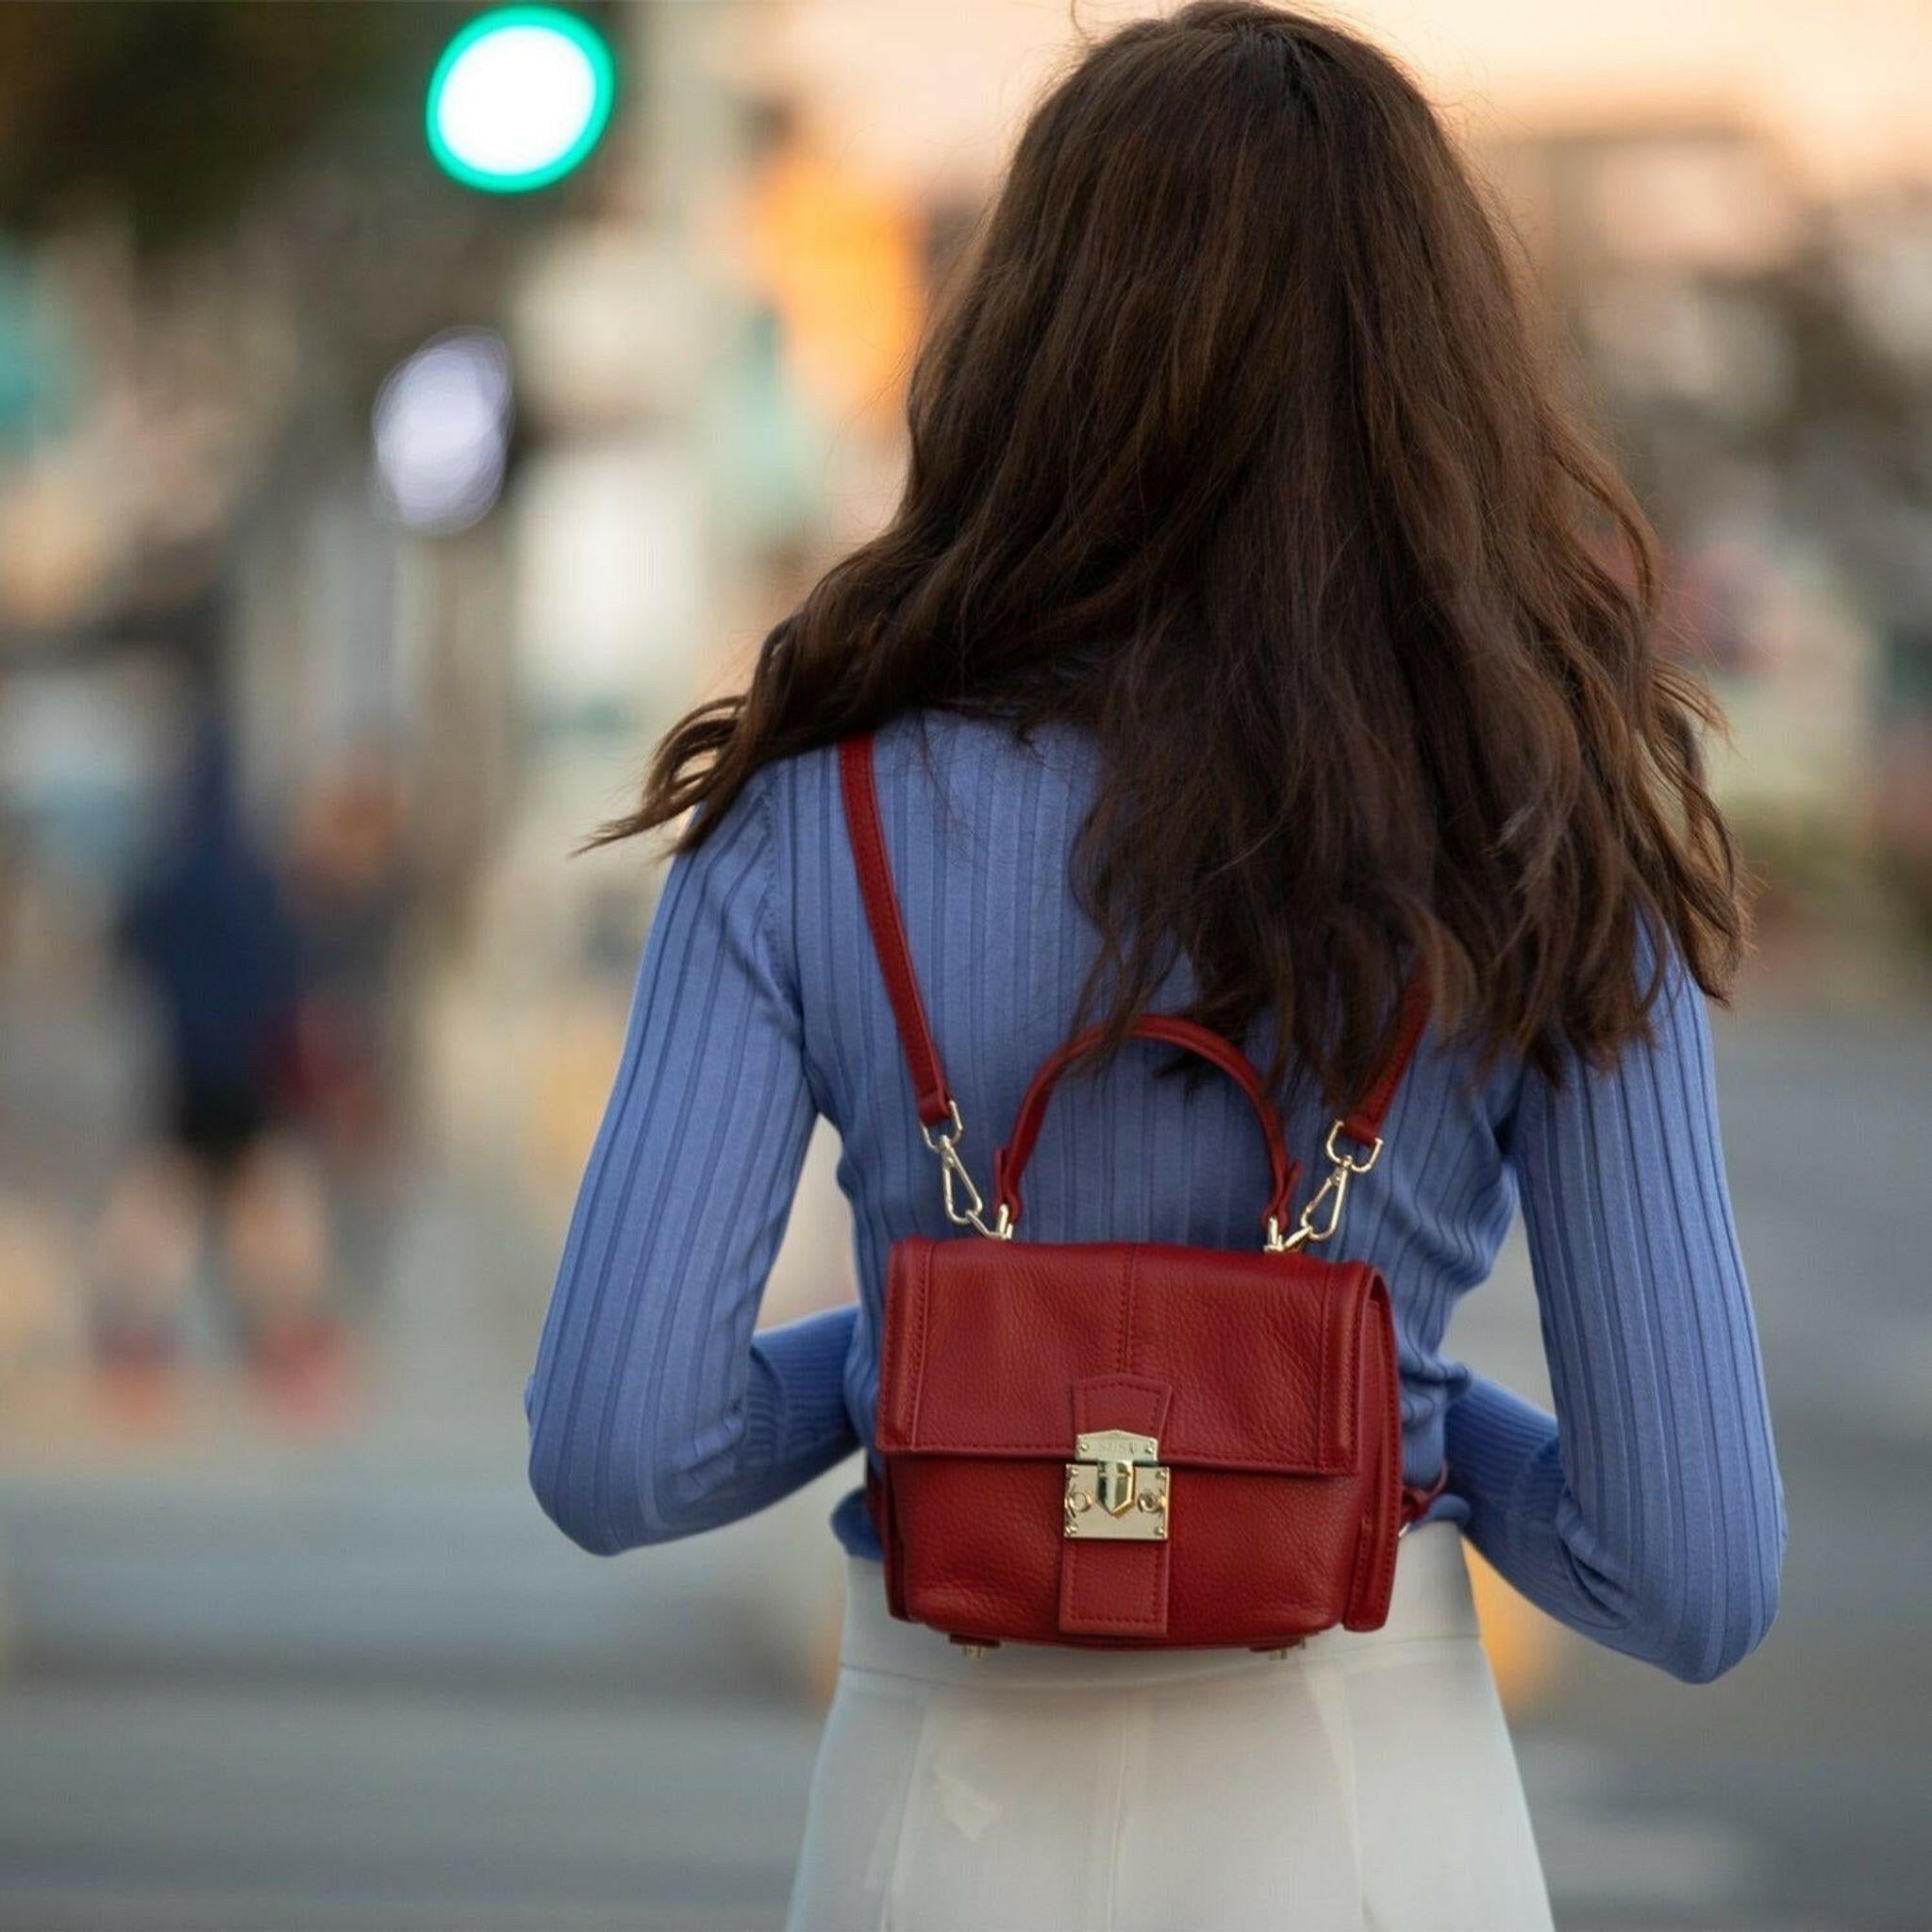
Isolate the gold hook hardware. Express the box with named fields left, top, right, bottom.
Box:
left=1266, top=1121, right=1383, bottom=1253
left=920, top=1103, right=1012, bottom=1241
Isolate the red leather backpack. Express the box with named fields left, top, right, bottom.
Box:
left=843, top=734, right=1442, bottom=1652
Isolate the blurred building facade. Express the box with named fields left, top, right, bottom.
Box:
left=3, top=1, right=1931, bottom=1412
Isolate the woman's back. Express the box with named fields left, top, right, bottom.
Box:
left=526, top=8, right=1787, bottom=1922
left=528, top=707, right=1782, bottom=1684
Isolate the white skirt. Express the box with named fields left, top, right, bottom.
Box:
left=786, top=1522, right=1553, bottom=1932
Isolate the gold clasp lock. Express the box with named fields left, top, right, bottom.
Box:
left=1064, top=1430, right=1170, bottom=1541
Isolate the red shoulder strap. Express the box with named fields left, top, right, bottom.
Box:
left=840, top=734, right=955, bottom=1130
left=837, top=731, right=1428, bottom=1151
left=1340, top=969, right=1431, bottom=1148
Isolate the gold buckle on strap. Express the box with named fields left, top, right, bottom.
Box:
left=1063, top=1430, right=1170, bottom=1541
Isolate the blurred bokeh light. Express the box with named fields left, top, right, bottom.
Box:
left=426, top=8, right=617, bottom=194
left=372, top=328, right=514, bottom=533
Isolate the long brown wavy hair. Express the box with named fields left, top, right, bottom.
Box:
left=601, top=1, right=1744, bottom=1103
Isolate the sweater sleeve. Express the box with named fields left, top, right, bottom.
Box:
left=1443, top=935, right=1787, bottom=1681
left=525, top=773, right=861, bottom=1555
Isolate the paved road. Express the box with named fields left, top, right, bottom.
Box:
left=0, top=1004, right=1925, bottom=1930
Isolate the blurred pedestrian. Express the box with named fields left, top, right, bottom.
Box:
left=94, top=717, right=343, bottom=1411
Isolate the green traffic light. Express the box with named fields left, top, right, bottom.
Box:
left=426, top=8, right=616, bottom=194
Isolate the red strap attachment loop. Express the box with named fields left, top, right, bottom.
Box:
left=1400, top=1466, right=1450, bottom=1529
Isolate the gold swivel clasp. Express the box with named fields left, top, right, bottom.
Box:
left=1266, top=1121, right=1384, bottom=1253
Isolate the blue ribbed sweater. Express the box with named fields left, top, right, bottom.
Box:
left=526, top=713, right=1786, bottom=1683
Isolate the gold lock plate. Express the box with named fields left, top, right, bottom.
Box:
left=1064, top=1430, right=1170, bottom=1541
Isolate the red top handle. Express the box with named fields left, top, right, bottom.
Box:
left=992, top=1016, right=1300, bottom=1237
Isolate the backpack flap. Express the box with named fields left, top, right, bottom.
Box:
left=874, top=1236, right=1395, bottom=1642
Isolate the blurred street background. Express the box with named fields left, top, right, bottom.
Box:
left=0, top=5, right=1928, bottom=1928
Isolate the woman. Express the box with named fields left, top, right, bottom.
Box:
left=526, top=8, right=1786, bottom=1927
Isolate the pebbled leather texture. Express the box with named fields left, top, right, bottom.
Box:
left=874, top=1235, right=1404, bottom=1650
